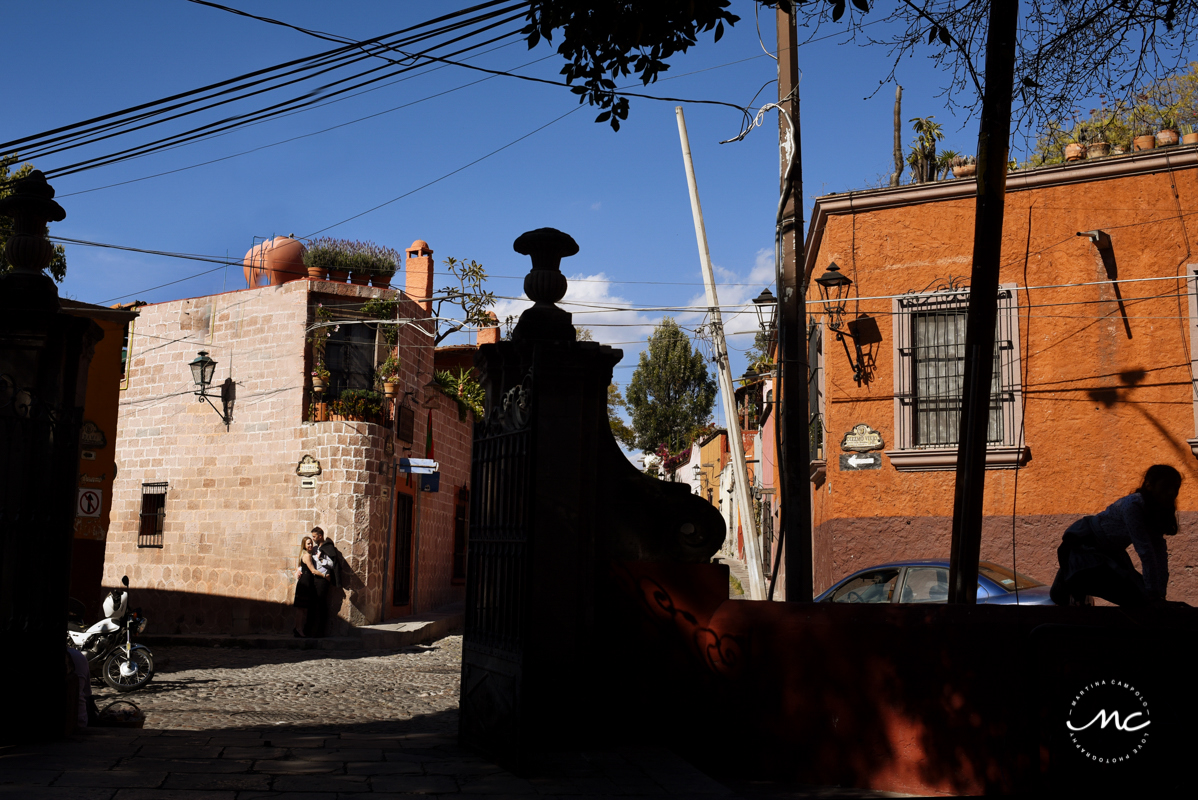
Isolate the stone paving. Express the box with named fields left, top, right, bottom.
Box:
left=2, top=632, right=906, bottom=798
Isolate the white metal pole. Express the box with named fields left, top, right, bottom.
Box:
left=675, top=106, right=766, bottom=601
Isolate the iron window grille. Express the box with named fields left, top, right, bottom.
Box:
left=138, top=482, right=167, bottom=548
left=888, top=284, right=1027, bottom=471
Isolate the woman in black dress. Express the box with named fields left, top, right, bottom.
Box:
left=292, top=536, right=330, bottom=637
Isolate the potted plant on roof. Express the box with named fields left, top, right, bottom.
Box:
left=1134, top=122, right=1157, bottom=151
left=331, top=389, right=384, bottom=423
left=368, top=243, right=400, bottom=288
left=347, top=241, right=372, bottom=285
left=303, top=237, right=334, bottom=280
left=1182, top=121, right=1198, bottom=145
left=1157, top=108, right=1181, bottom=146
left=1064, top=122, right=1087, bottom=162
left=951, top=154, right=977, bottom=178
left=376, top=353, right=402, bottom=398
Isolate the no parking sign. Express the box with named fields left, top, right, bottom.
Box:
left=76, top=488, right=102, bottom=517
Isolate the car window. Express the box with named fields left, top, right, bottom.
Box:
left=899, top=568, right=989, bottom=602
left=899, top=567, right=950, bottom=603
left=978, top=562, right=1043, bottom=591
left=829, top=569, right=901, bottom=603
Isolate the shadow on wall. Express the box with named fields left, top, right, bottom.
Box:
left=103, top=587, right=350, bottom=636
left=603, top=561, right=1197, bottom=797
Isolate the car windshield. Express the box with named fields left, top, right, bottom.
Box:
left=978, top=562, right=1043, bottom=591
left=828, top=568, right=901, bottom=603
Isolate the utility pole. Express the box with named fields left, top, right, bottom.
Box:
left=776, top=5, right=813, bottom=602
left=948, top=0, right=1020, bottom=604
left=676, top=107, right=767, bottom=601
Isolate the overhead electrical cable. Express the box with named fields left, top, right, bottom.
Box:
left=2, top=1, right=524, bottom=156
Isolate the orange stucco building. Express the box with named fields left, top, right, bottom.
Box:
left=803, top=146, right=1198, bottom=604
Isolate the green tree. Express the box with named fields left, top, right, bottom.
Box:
left=625, top=318, right=716, bottom=455
left=1, top=155, right=67, bottom=282
left=434, top=256, right=497, bottom=345
left=607, top=383, right=637, bottom=449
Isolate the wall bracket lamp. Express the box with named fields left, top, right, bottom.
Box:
left=813, top=263, right=870, bottom=385
left=188, top=350, right=234, bottom=429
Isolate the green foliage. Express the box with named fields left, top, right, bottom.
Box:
left=435, top=368, right=485, bottom=420
left=1, top=155, right=68, bottom=282
left=330, top=389, right=384, bottom=420
left=303, top=237, right=399, bottom=276
left=521, top=1, right=751, bottom=131
left=906, top=117, right=943, bottom=183
left=436, top=257, right=496, bottom=346
left=607, top=383, right=637, bottom=449
left=746, top=329, right=774, bottom=375
left=360, top=296, right=399, bottom=345
left=625, top=317, right=717, bottom=454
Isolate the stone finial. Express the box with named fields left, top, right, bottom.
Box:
left=511, top=228, right=578, bottom=342
left=0, top=170, right=66, bottom=277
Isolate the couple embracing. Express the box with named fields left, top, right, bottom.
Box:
left=293, top=526, right=342, bottom=637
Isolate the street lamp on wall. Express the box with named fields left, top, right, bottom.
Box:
left=188, top=350, right=234, bottom=429
left=814, top=262, right=870, bottom=386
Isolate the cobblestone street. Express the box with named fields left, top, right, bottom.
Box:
left=2, top=633, right=903, bottom=798
left=92, top=637, right=465, bottom=731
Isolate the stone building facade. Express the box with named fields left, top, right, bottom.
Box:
left=104, top=241, right=477, bottom=634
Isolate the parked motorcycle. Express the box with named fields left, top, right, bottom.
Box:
left=66, top=576, right=154, bottom=692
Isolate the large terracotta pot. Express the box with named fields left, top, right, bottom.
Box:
left=264, top=236, right=307, bottom=286
left=307, top=266, right=326, bottom=280
left=952, top=164, right=976, bottom=178
left=1064, top=142, right=1086, bottom=162
left=328, top=269, right=349, bottom=283
left=243, top=236, right=307, bottom=287
left=1134, top=134, right=1157, bottom=151
left=1184, top=133, right=1198, bottom=145
left=243, top=241, right=270, bottom=288
left=349, top=272, right=370, bottom=286
left=371, top=273, right=393, bottom=288
left=1086, top=141, right=1110, bottom=158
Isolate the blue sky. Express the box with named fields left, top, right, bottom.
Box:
left=3, top=1, right=1035, bottom=424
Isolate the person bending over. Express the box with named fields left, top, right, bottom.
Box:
left=1050, top=464, right=1182, bottom=607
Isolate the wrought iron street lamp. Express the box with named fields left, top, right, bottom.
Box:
left=188, top=350, right=234, bottom=429
left=813, top=263, right=869, bottom=386
left=751, top=287, right=778, bottom=335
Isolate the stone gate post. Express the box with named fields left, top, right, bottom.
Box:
left=459, top=229, right=725, bottom=768
left=0, top=171, right=101, bottom=741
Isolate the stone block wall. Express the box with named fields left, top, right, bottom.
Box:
left=105, top=276, right=469, bottom=634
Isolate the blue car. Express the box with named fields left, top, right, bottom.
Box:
left=814, top=560, right=1054, bottom=605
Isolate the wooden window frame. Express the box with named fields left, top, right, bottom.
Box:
left=886, top=283, right=1029, bottom=471
left=138, top=482, right=167, bottom=548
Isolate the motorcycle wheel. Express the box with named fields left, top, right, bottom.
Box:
left=101, top=647, right=154, bottom=692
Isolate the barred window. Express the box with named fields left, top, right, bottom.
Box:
left=888, top=285, right=1027, bottom=471
left=138, top=482, right=167, bottom=548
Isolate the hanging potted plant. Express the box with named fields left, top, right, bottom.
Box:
left=311, top=361, right=330, bottom=394
left=376, top=353, right=402, bottom=398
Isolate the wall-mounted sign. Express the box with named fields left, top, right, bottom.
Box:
left=76, top=488, right=103, bottom=517
left=841, top=424, right=884, bottom=452
left=399, top=458, right=438, bottom=475
left=381, top=487, right=391, bottom=499
left=420, top=472, right=440, bottom=493
left=80, top=421, right=108, bottom=449
left=300, top=477, right=316, bottom=489
left=839, top=452, right=881, bottom=471
left=79, top=474, right=103, bottom=485
left=384, top=438, right=395, bottom=458
left=296, top=455, right=322, bottom=477
left=81, top=451, right=96, bottom=461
